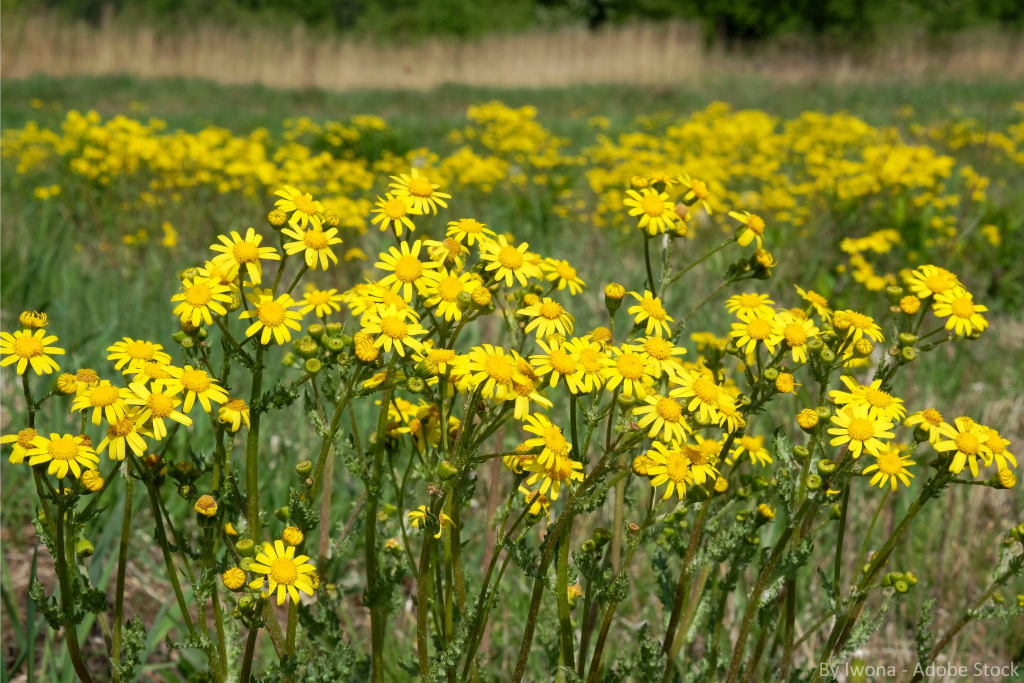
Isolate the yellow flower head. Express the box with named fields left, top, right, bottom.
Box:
left=107, top=338, right=172, bottom=374
left=26, top=433, right=98, bottom=479
left=530, top=338, right=584, bottom=394
left=935, top=416, right=993, bottom=478
left=282, top=225, right=343, bottom=271
left=726, top=293, right=775, bottom=321
left=602, top=344, right=655, bottom=399
left=274, top=186, right=325, bottom=230
left=240, top=289, right=304, bottom=346
left=407, top=505, right=457, bottom=538
left=171, top=276, right=233, bottom=327
left=360, top=303, right=427, bottom=357
left=389, top=168, right=451, bottom=215
left=521, top=413, right=571, bottom=466
left=633, top=392, right=691, bottom=443
left=195, top=494, right=218, bottom=517
left=731, top=434, right=772, bottom=467
left=677, top=172, right=713, bottom=214
left=523, top=452, right=584, bottom=501
left=646, top=441, right=693, bottom=500
left=1, top=427, right=38, bottom=464
left=375, top=240, right=441, bottom=302
left=421, top=268, right=478, bottom=322
left=828, top=405, right=895, bottom=458
left=0, top=329, right=64, bottom=376
left=97, top=408, right=151, bottom=461
left=795, top=285, right=832, bottom=319
left=541, top=258, right=586, bottom=296
left=126, top=382, right=193, bottom=440
left=282, top=527, right=304, bottom=546
left=932, top=287, right=987, bottom=336
left=447, top=218, right=495, bottom=246
left=72, top=380, right=132, bottom=426
left=518, top=297, right=574, bottom=340
left=624, top=188, right=676, bottom=236
left=248, top=539, right=317, bottom=605
left=223, top=567, right=246, bottom=591
left=210, top=228, right=281, bottom=285
left=729, top=314, right=776, bottom=355
left=371, top=192, right=420, bottom=236
left=829, top=376, right=906, bottom=423
left=729, top=210, right=766, bottom=248
left=163, top=365, right=229, bottom=413
left=627, top=290, right=673, bottom=337
left=480, top=235, right=541, bottom=288
left=19, top=311, right=48, bottom=329
left=300, top=287, right=345, bottom=318
left=862, top=445, right=915, bottom=491
left=907, top=265, right=959, bottom=299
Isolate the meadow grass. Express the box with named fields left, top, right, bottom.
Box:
left=1, top=75, right=1023, bottom=681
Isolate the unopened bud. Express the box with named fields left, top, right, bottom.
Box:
left=295, top=460, right=313, bottom=477
left=76, top=539, right=94, bottom=558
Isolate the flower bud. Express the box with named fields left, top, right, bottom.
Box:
left=172, top=331, right=186, bottom=344
left=282, top=352, right=296, bottom=367
left=268, top=208, right=287, bottom=227
left=900, top=347, right=917, bottom=363
left=406, top=377, right=425, bottom=394
left=725, top=341, right=741, bottom=356
left=304, top=358, right=322, bottom=375
left=735, top=511, right=749, bottom=522
left=223, top=567, right=246, bottom=591
left=236, top=538, right=255, bottom=557
left=604, top=283, right=625, bottom=314
left=817, top=459, right=836, bottom=474
left=180, top=337, right=195, bottom=350
left=472, top=286, right=492, bottom=308
left=323, top=209, right=340, bottom=228
left=763, top=367, right=780, bottom=382
left=237, top=594, right=257, bottom=614
left=852, top=338, right=873, bottom=358
left=325, top=337, right=347, bottom=353
left=899, top=295, right=921, bottom=315
left=274, top=506, right=290, bottom=522
left=797, top=409, right=819, bottom=431
left=819, top=348, right=836, bottom=363
left=904, top=571, right=918, bottom=586
left=293, top=336, right=319, bottom=360
left=805, top=474, right=823, bottom=490
left=888, top=345, right=901, bottom=357
left=592, top=528, right=612, bottom=548
left=885, top=285, right=904, bottom=304
left=437, top=460, right=459, bottom=480
left=308, top=323, right=325, bottom=341
left=994, top=468, right=1017, bottom=490
left=76, top=539, right=94, bottom=558
left=830, top=504, right=843, bottom=520
left=752, top=476, right=769, bottom=491
left=737, top=393, right=752, bottom=407
left=581, top=539, right=596, bottom=553
left=815, top=405, right=832, bottom=421
left=898, top=333, right=917, bottom=347
left=806, top=337, right=824, bottom=354
left=746, top=534, right=760, bottom=545
left=616, top=393, right=637, bottom=410
left=283, top=526, right=304, bottom=546
left=793, top=445, right=810, bottom=460
left=456, top=291, right=473, bottom=312
left=992, top=591, right=1005, bottom=604
left=295, top=460, right=314, bottom=477
left=225, top=293, right=242, bottom=313
left=195, top=495, right=218, bottom=518
left=755, top=504, right=775, bottom=524
left=713, top=477, right=729, bottom=494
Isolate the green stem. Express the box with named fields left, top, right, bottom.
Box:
left=661, top=501, right=711, bottom=675
left=834, top=483, right=851, bottom=592
left=239, top=617, right=261, bottom=683
left=556, top=517, right=575, bottom=671
left=246, top=344, right=266, bottom=540
left=366, top=361, right=396, bottom=683
left=111, top=470, right=134, bottom=683
left=643, top=235, right=656, bottom=292
left=54, top=506, right=96, bottom=683
left=286, top=600, right=298, bottom=657
left=665, top=238, right=736, bottom=288
left=853, top=487, right=890, bottom=576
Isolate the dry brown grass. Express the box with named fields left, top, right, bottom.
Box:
left=3, top=12, right=1024, bottom=90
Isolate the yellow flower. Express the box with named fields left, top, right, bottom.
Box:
left=282, top=226, right=343, bottom=271
left=480, top=235, right=541, bottom=287
left=424, top=236, right=469, bottom=271
left=731, top=434, right=772, bottom=467
left=353, top=331, right=380, bottom=363
left=163, top=365, right=229, bottom=413
left=127, top=361, right=177, bottom=389
left=19, top=311, right=48, bottom=329
left=623, top=188, right=676, bottom=235
left=518, top=297, right=574, bottom=339
left=627, top=290, right=673, bottom=337
left=26, top=433, right=98, bottom=479
left=421, top=268, right=478, bottom=322
left=0, top=329, right=64, bottom=375
left=371, top=193, right=420, bottom=236
left=96, top=408, right=151, bottom=461
left=541, top=258, right=586, bottom=295
left=222, top=567, right=246, bottom=591
left=408, top=505, right=457, bottom=538
left=530, top=339, right=584, bottom=394
left=274, top=186, right=325, bottom=230
left=523, top=453, right=583, bottom=501
left=126, top=382, right=193, bottom=439
left=72, top=380, right=132, bottom=426
left=171, top=276, right=233, bottom=327
left=602, top=344, right=655, bottom=399
left=633, top=393, right=691, bottom=443
left=646, top=441, right=693, bottom=500
left=904, top=409, right=948, bottom=445
left=521, top=413, right=571, bottom=466
left=716, top=397, right=745, bottom=433
left=412, top=342, right=458, bottom=375
left=375, top=240, right=441, bottom=302
left=935, top=416, right=992, bottom=477
left=106, top=338, right=172, bottom=374
left=447, top=218, right=495, bottom=245
left=775, top=372, right=798, bottom=393
left=980, top=426, right=1016, bottom=471
left=907, top=265, right=959, bottom=299
left=772, top=313, right=819, bottom=364
left=604, top=283, right=626, bottom=301
left=795, top=285, right=832, bottom=319
left=899, top=295, right=920, bottom=315
left=677, top=172, right=712, bottom=214
left=836, top=310, right=884, bottom=343
left=862, top=445, right=915, bottom=491
left=726, top=293, right=775, bottom=321
left=729, top=314, right=776, bottom=355
left=248, top=539, right=317, bottom=606
left=639, top=336, right=686, bottom=379
left=729, top=210, right=766, bottom=248
left=932, top=287, right=988, bottom=336
left=520, top=486, right=551, bottom=518
left=828, top=405, right=894, bottom=458
left=282, top=527, right=304, bottom=546
left=240, top=289, right=304, bottom=345
left=81, top=469, right=104, bottom=492
left=225, top=523, right=239, bottom=537
left=796, top=409, right=819, bottom=431
left=561, top=336, right=607, bottom=394
left=56, top=373, right=77, bottom=394
left=632, top=453, right=656, bottom=476
left=300, top=287, right=344, bottom=318
left=195, top=495, right=218, bottom=517
left=360, top=304, right=427, bottom=357
left=829, top=376, right=906, bottom=422
left=1, top=427, right=38, bottom=464
left=389, top=168, right=451, bottom=214
left=506, top=360, right=553, bottom=418
left=671, top=368, right=720, bottom=423
left=210, top=228, right=281, bottom=285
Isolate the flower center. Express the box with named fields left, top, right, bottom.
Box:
left=548, top=456, right=574, bottom=482
left=690, top=178, right=709, bottom=199
left=292, top=194, right=317, bottom=215
left=987, top=433, right=1005, bottom=454
left=17, top=428, right=38, bottom=448
left=512, top=378, right=535, bottom=396
left=110, top=416, right=135, bottom=438
left=256, top=300, right=286, bottom=327
left=380, top=316, right=409, bottom=340
left=498, top=246, right=524, bottom=270
left=225, top=398, right=246, bottom=411
left=429, top=349, right=456, bottom=363
left=924, top=274, right=952, bottom=294
left=185, top=283, right=213, bottom=307
left=48, top=437, right=79, bottom=461
left=783, top=323, right=807, bottom=346
left=90, top=385, right=120, bottom=407
left=665, top=450, right=691, bottom=483
left=232, top=240, right=260, bottom=263
left=303, top=230, right=329, bottom=250
left=12, top=336, right=43, bottom=358
left=692, top=376, right=720, bottom=404
left=484, top=354, right=514, bottom=383
left=539, top=301, right=564, bottom=320
left=549, top=348, right=577, bottom=375
left=124, top=340, right=155, bottom=360
left=865, top=388, right=892, bottom=408
left=141, top=363, right=170, bottom=380
left=441, top=238, right=462, bottom=258
left=307, top=290, right=330, bottom=305
left=148, top=393, right=174, bottom=418
left=269, top=557, right=298, bottom=585
left=807, top=291, right=828, bottom=306
left=384, top=198, right=408, bottom=218
left=922, top=408, right=943, bottom=426
left=847, top=418, right=874, bottom=442
left=616, top=353, right=646, bottom=380
left=394, top=255, right=423, bottom=282
left=949, top=297, right=974, bottom=319
left=591, top=327, right=612, bottom=343
left=457, top=219, right=484, bottom=233
left=740, top=436, right=761, bottom=451
left=77, top=368, right=99, bottom=383
left=699, top=440, right=720, bottom=458
left=378, top=289, right=408, bottom=309
left=737, top=293, right=762, bottom=308
left=644, top=337, right=672, bottom=360
left=640, top=195, right=665, bottom=217
left=407, top=177, right=434, bottom=197
left=747, top=215, right=765, bottom=234
left=656, top=397, right=683, bottom=421
left=876, top=449, right=904, bottom=475
left=542, top=426, right=568, bottom=454
left=848, top=312, right=873, bottom=329
left=746, top=318, right=771, bottom=340
left=181, top=368, right=212, bottom=393
left=437, top=277, right=464, bottom=302
left=640, top=297, right=666, bottom=320
left=954, top=432, right=979, bottom=456
left=556, top=262, right=576, bottom=279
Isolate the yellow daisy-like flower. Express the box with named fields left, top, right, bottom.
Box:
left=362, top=282, right=419, bottom=322
left=624, top=188, right=676, bottom=235
left=72, top=380, right=132, bottom=426
left=646, top=441, right=693, bottom=500
left=506, top=360, right=553, bottom=419
left=361, top=304, right=427, bottom=357
left=0, top=329, right=64, bottom=375
left=210, top=228, right=281, bottom=285
left=239, top=289, right=304, bottom=346
left=541, top=258, right=586, bottom=296
left=27, top=433, right=98, bottom=479
left=693, top=435, right=723, bottom=465
left=729, top=211, right=767, bottom=248
left=523, top=453, right=584, bottom=501
left=677, top=172, right=712, bottom=214
left=407, top=505, right=457, bottom=539
left=520, top=486, right=552, bottom=519
left=421, top=268, right=478, bottom=322
left=282, top=226, right=343, bottom=271
left=671, top=368, right=721, bottom=423
left=717, top=397, right=745, bottom=433
left=828, top=405, right=894, bottom=458
left=907, top=265, right=959, bottom=299
left=530, top=339, right=584, bottom=394
left=106, top=338, right=172, bottom=374
left=81, top=469, right=104, bottom=492
left=127, top=362, right=177, bottom=389
left=829, top=376, right=906, bottom=422
left=602, top=344, right=655, bottom=399
left=171, top=276, right=233, bottom=327
left=411, top=342, right=458, bottom=376
left=455, top=344, right=517, bottom=400
left=274, top=186, right=325, bottom=230
left=633, top=393, right=691, bottom=443
left=862, top=445, right=915, bottom=491
left=518, top=297, right=574, bottom=340
left=97, top=408, right=151, bottom=461
left=726, top=293, right=775, bottom=321
left=795, top=285, right=832, bottom=319
left=904, top=408, right=948, bottom=445
left=836, top=310, right=885, bottom=343
left=248, top=539, right=317, bottom=606
left=198, top=259, right=238, bottom=290
left=562, top=336, right=607, bottom=394
left=682, top=441, right=720, bottom=485
left=980, top=426, right=1016, bottom=471
left=932, top=287, right=988, bottom=336
left=639, top=336, right=686, bottom=379
left=772, top=313, right=819, bottom=364
left=219, top=398, right=251, bottom=433
left=163, top=365, right=229, bottom=413
left=126, top=382, right=192, bottom=440
left=521, top=413, right=571, bottom=466
left=375, top=240, right=440, bottom=302
left=627, top=290, right=673, bottom=337
left=424, top=236, right=469, bottom=271
left=935, top=417, right=993, bottom=478
left=480, top=235, right=541, bottom=288
left=729, top=314, right=777, bottom=355
left=1, top=428, right=38, bottom=464
left=299, top=287, right=344, bottom=318
left=389, top=168, right=451, bottom=215
left=371, top=192, right=420, bottom=236
left=19, top=311, right=48, bottom=329
left=730, top=434, right=772, bottom=467
left=447, top=218, right=495, bottom=246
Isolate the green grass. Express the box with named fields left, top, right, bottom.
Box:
left=2, top=75, right=1023, bottom=682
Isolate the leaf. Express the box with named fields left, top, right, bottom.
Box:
left=817, top=567, right=839, bottom=615
left=29, top=578, right=60, bottom=631
left=110, top=617, right=147, bottom=683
